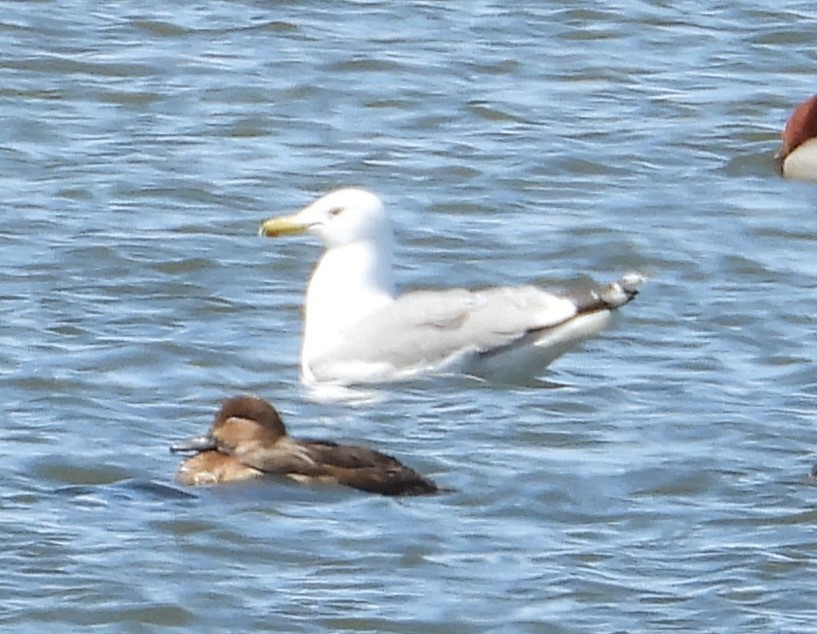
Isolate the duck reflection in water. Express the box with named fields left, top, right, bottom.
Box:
left=171, top=395, right=439, bottom=496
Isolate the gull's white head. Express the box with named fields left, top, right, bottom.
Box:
left=259, top=188, right=391, bottom=249
left=259, top=188, right=398, bottom=376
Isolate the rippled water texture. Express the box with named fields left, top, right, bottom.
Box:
left=3, top=1, right=817, bottom=632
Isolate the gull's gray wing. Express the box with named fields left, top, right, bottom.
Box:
left=307, top=274, right=643, bottom=382
left=307, top=287, right=573, bottom=380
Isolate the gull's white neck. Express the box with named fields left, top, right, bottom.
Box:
left=301, top=239, right=395, bottom=375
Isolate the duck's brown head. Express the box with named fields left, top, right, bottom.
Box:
left=209, top=395, right=288, bottom=454
left=171, top=395, right=288, bottom=457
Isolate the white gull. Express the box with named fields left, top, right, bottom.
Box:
left=259, top=188, right=643, bottom=386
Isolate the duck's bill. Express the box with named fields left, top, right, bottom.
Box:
left=169, top=434, right=217, bottom=454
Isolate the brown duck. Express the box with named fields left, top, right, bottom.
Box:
left=171, top=395, right=439, bottom=496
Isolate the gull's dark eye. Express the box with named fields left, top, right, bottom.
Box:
left=328, top=206, right=344, bottom=217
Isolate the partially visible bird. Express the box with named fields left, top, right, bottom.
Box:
left=776, top=95, right=817, bottom=182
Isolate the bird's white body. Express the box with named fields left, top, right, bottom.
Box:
left=781, top=138, right=817, bottom=183
left=302, top=240, right=395, bottom=381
